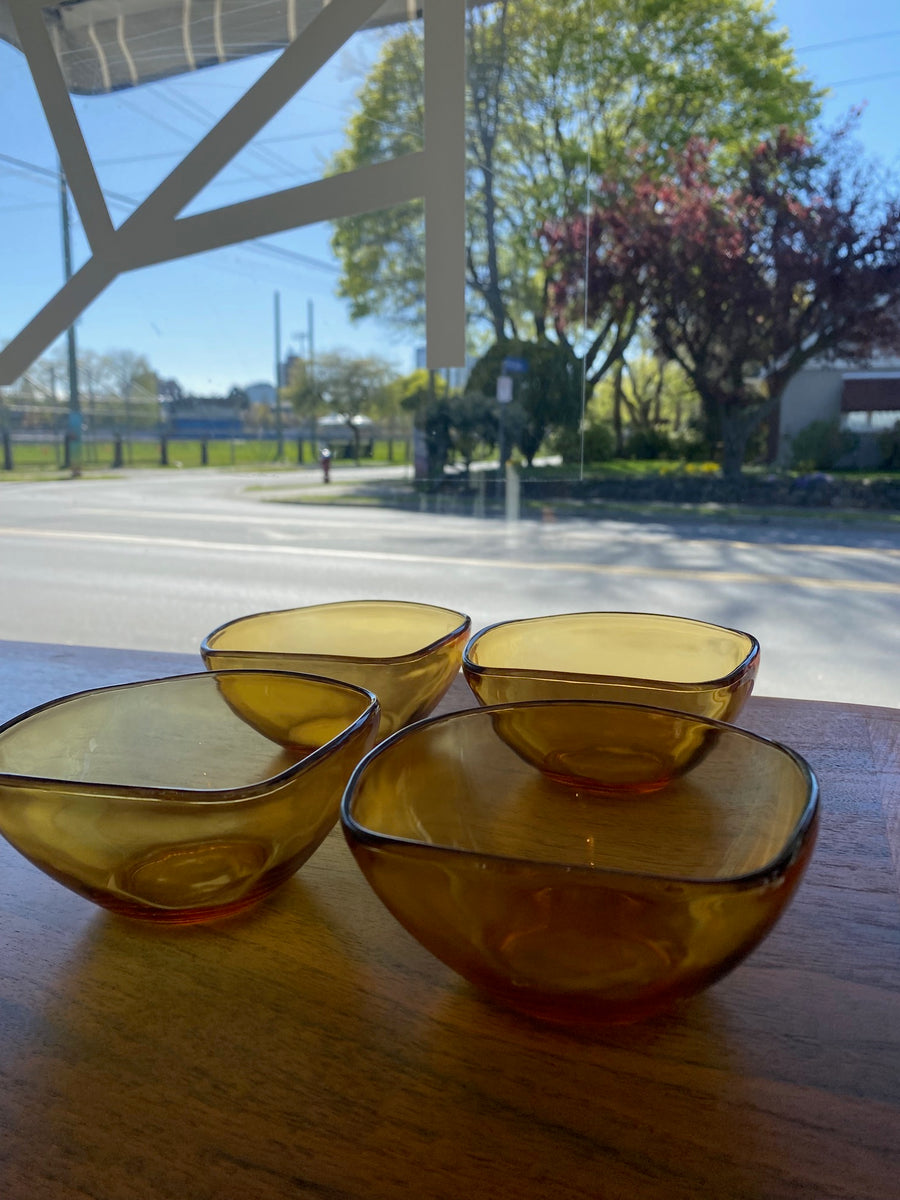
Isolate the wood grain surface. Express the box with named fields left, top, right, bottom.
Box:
left=0, top=641, right=898, bottom=1200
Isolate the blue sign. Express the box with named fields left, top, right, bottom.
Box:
left=502, top=356, right=528, bottom=374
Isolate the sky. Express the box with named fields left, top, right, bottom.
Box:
left=1, top=1, right=900, bottom=397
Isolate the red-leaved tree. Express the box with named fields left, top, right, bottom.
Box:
left=542, top=122, right=900, bottom=476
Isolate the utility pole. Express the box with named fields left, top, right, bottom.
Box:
left=60, top=166, right=82, bottom=477
left=273, top=290, right=284, bottom=459
left=307, top=299, right=316, bottom=451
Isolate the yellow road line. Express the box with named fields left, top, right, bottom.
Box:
left=73, top=505, right=900, bottom=560
left=2, top=524, right=899, bottom=595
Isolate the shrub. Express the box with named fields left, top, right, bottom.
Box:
left=623, top=426, right=707, bottom=461
left=790, top=419, right=859, bottom=471
left=876, top=420, right=900, bottom=470
left=622, top=427, right=670, bottom=459
left=549, top=422, right=616, bottom=465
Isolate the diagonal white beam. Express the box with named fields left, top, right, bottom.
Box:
left=7, top=0, right=113, bottom=252
left=0, top=257, right=116, bottom=385
left=127, top=155, right=429, bottom=268
left=424, top=0, right=466, bottom=367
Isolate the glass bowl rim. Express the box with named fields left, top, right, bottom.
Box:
left=0, top=669, right=379, bottom=803
left=201, top=599, right=472, bottom=667
left=462, top=611, right=760, bottom=692
left=341, top=698, right=818, bottom=889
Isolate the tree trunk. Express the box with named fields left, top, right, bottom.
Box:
left=612, top=361, right=625, bottom=456
left=719, top=404, right=756, bottom=480
left=720, top=394, right=779, bottom=478
left=720, top=429, right=748, bottom=479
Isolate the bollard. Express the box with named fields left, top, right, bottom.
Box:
left=160, top=435, right=168, bottom=466
left=112, top=435, right=123, bottom=469
left=505, top=460, right=520, bottom=523
left=473, top=471, right=486, bottom=518
left=201, top=440, right=209, bottom=466
left=2, top=430, right=12, bottom=471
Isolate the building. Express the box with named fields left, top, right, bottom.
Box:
left=776, top=358, right=900, bottom=467
left=244, top=382, right=278, bottom=408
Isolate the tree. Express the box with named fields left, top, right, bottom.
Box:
left=398, top=369, right=454, bottom=480
left=331, top=0, right=819, bottom=387
left=282, top=356, right=324, bottom=447
left=588, top=350, right=701, bottom=455
left=465, top=337, right=582, bottom=464
left=547, top=122, right=900, bottom=476
left=391, top=369, right=494, bottom=480
left=376, top=374, right=415, bottom=461
left=284, top=351, right=396, bottom=463
left=447, top=390, right=497, bottom=476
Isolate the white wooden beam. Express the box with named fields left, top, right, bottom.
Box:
left=424, top=0, right=466, bottom=367
left=128, top=154, right=429, bottom=267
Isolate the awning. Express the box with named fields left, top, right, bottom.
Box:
left=0, top=0, right=434, bottom=94
left=842, top=375, right=900, bottom=413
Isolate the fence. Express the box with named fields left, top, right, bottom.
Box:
left=0, top=399, right=412, bottom=471
left=0, top=430, right=413, bottom=472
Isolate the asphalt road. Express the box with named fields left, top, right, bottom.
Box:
left=1, top=466, right=899, bottom=706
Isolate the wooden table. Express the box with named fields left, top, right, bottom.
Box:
left=0, top=640, right=898, bottom=1200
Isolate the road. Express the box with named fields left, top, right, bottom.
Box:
left=1, top=466, right=899, bottom=706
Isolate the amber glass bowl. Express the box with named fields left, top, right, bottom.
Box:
left=342, top=701, right=818, bottom=1026
left=0, top=671, right=378, bottom=922
left=463, top=612, right=760, bottom=725
left=202, top=600, right=471, bottom=739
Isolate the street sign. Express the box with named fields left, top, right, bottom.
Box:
left=502, top=356, right=528, bottom=374
left=496, top=375, right=513, bottom=403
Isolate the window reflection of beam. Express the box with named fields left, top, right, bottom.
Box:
left=0, top=0, right=466, bottom=383
left=0, top=0, right=386, bottom=384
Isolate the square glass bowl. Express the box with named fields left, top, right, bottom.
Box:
left=202, top=599, right=471, bottom=738
left=342, top=700, right=818, bottom=1025
left=463, top=612, right=759, bottom=723
left=0, top=671, right=378, bottom=922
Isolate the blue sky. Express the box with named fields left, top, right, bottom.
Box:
left=1, top=1, right=899, bottom=396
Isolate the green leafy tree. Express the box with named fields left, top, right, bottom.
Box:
left=465, top=338, right=582, bottom=464
left=398, top=369, right=453, bottom=480
left=332, top=0, right=819, bottom=390
left=376, top=375, right=415, bottom=461
left=283, top=356, right=325, bottom=445
left=286, top=351, right=396, bottom=464
left=447, top=390, right=497, bottom=476
left=590, top=351, right=701, bottom=454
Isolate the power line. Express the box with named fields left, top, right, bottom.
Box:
left=251, top=241, right=339, bottom=273
left=0, top=151, right=339, bottom=274
left=0, top=151, right=135, bottom=206
left=825, top=68, right=900, bottom=90
left=93, top=127, right=340, bottom=168
left=0, top=151, right=59, bottom=182
left=795, top=30, right=900, bottom=53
